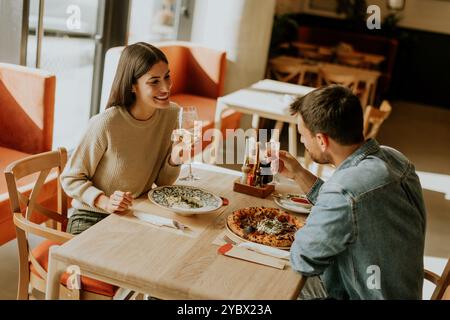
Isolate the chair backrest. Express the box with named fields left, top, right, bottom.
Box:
left=100, top=41, right=227, bottom=112
left=268, top=60, right=319, bottom=87
left=318, top=67, right=357, bottom=90
left=0, top=63, right=55, bottom=154
left=267, top=61, right=303, bottom=83
left=363, top=100, right=392, bottom=139
left=160, top=43, right=226, bottom=99
left=4, top=148, right=72, bottom=282
left=425, top=258, right=450, bottom=300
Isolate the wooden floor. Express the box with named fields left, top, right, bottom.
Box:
left=0, top=100, right=449, bottom=300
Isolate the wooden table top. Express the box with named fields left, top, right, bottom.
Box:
left=269, top=55, right=381, bottom=78
left=51, top=164, right=306, bottom=299
left=218, top=79, right=315, bottom=123
left=291, top=41, right=386, bottom=66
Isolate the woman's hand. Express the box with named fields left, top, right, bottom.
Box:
left=95, top=191, right=134, bottom=214
left=278, top=150, right=305, bottom=180
left=169, top=141, right=184, bottom=166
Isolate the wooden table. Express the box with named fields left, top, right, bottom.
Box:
left=291, top=41, right=386, bottom=68
left=214, top=79, right=315, bottom=161
left=45, top=164, right=306, bottom=300
left=268, top=55, right=381, bottom=106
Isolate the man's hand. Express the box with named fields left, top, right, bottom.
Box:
left=278, top=150, right=318, bottom=194
left=95, top=191, right=133, bottom=214
left=278, top=150, right=305, bottom=180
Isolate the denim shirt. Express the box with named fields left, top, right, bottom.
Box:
left=290, top=139, right=426, bottom=300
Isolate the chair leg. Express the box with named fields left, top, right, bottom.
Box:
left=130, top=292, right=145, bottom=300
left=272, top=121, right=284, bottom=142
left=251, top=114, right=260, bottom=129
left=113, top=288, right=133, bottom=300
left=17, top=272, right=30, bottom=300
left=59, top=285, right=80, bottom=300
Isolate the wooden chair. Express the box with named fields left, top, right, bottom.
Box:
left=267, top=59, right=319, bottom=87
left=425, top=258, right=450, bottom=300
left=4, top=148, right=125, bottom=300
left=318, top=67, right=357, bottom=90
left=267, top=61, right=302, bottom=83
left=318, top=66, right=370, bottom=108
left=336, top=52, right=365, bottom=68
left=363, top=100, right=392, bottom=140
left=266, top=60, right=320, bottom=142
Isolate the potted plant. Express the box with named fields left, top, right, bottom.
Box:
left=269, top=14, right=299, bottom=57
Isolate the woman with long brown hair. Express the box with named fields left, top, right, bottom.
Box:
left=61, top=42, right=182, bottom=234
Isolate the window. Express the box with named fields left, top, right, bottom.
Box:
left=128, top=0, right=194, bottom=44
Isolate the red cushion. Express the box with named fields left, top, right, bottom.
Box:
left=0, top=63, right=55, bottom=154
left=30, top=240, right=118, bottom=297
left=160, top=45, right=226, bottom=99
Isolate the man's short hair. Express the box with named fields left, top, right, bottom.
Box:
left=290, top=85, right=364, bottom=145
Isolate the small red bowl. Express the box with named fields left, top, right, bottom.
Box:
left=290, top=197, right=310, bottom=205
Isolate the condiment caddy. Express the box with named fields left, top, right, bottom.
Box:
left=233, top=137, right=275, bottom=198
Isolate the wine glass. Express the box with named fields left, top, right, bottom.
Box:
left=266, top=141, right=280, bottom=185
left=179, top=106, right=200, bottom=181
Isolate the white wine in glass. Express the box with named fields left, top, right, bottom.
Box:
left=179, top=106, right=200, bottom=181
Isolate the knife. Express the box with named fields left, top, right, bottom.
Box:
left=218, top=244, right=285, bottom=270
left=133, top=211, right=188, bottom=231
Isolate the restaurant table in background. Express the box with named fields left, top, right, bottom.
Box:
left=268, top=55, right=381, bottom=107
left=214, top=79, right=315, bottom=161
left=45, top=163, right=306, bottom=300
left=290, top=41, right=386, bottom=69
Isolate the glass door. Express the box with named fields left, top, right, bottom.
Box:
left=128, top=0, right=194, bottom=44
left=26, top=0, right=103, bottom=150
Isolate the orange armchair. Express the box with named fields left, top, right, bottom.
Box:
left=0, top=63, right=57, bottom=245
left=160, top=43, right=241, bottom=149
left=100, top=41, right=242, bottom=150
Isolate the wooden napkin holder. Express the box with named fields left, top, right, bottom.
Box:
left=233, top=178, right=275, bottom=198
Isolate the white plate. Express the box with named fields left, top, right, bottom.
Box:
left=225, top=221, right=291, bottom=250
left=148, top=185, right=222, bottom=216
left=274, top=197, right=311, bottom=214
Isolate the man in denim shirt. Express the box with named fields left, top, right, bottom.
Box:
left=279, top=85, right=426, bottom=299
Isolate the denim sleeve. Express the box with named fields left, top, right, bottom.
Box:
left=306, top=178, right=324, bottom=205
left=290, top=182, right=355, bottom=276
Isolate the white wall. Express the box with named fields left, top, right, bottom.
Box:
left=275, top=0, right=303, bottom=15
left=367, top=0, right=450, bottom=35
left=128, top=0, right=159, bottom=44
left=293, top=0, right=450, bottom=35
left=190, top=0, right=276, bottom=93
left=380, top=0, right=450, bottom=35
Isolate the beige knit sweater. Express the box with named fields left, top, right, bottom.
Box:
left=61, top=103, right=181, bottom=215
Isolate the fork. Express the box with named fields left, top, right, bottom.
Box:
left=222, top=234, right=237, bottom=245
left=173, top=220, right=187, bottom=231
left=272, top=193, right=288, bottom=200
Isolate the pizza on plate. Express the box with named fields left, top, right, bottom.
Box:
left=226, top=207, right=305, bottom=248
